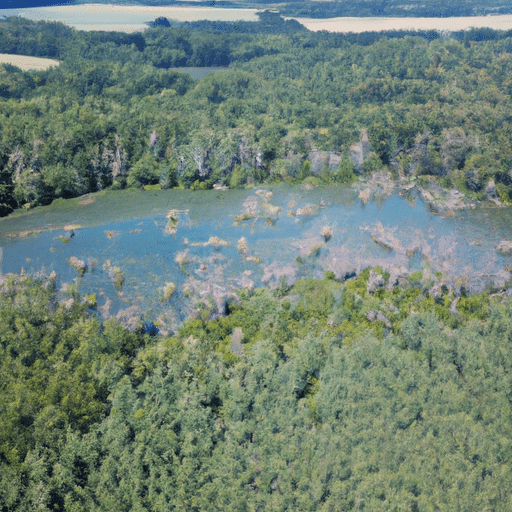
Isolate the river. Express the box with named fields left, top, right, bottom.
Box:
left=3, top=4, right=512, bottom=33
left=1, top=186, right=511, bottom=333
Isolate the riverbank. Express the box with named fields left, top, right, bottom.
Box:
left=2, top=182, right=512, bottom=335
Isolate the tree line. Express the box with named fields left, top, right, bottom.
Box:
left=2, top=18, right=512, bottom=217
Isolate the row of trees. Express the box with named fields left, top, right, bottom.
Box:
left=278, top=0, right=512, bottom=18
left=2, top=18, right=512, bottom=215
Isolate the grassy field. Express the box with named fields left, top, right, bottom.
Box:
left=0, top=53, right=59, bottom=71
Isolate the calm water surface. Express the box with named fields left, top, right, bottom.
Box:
left=1, top=186, right=512, bottom=331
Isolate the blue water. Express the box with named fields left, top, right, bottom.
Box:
left=2, top=186, right=512, bottom=331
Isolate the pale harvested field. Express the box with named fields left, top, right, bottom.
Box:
left=0, top=53, right=59, bottom=71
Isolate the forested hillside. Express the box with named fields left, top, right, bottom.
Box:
left=3, top=15, right=512, bottom=511
left=2, top=269, right=512, bottom=510
left=2, top=18, right=512, bottom=216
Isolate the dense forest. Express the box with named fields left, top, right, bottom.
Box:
left=3, top=15, right=512, bottom=510
left=2, top=265, right=512, bottom=510
left=2, top=17, right=512, bottom=218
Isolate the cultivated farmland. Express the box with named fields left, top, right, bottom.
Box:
left=0, top=53, right=59, bottom=71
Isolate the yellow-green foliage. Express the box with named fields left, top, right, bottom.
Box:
left=84, top=293, right=97, bottom=308
left=292, top=278, right=335, bottom=318
left=457, top=293, right=489, bottom=321
left=408, top=270, right=424, bottom=285
left=161, top=282, right=176, bottom=302
left=496, top=183, right=512, bottom=204
left=234, top=213, right=253, bottom=222
left=303, top=176, right=321, bottom=187
left=165, top=210, right=180, bottom=234
left=112, top=266, right=124, bottom=290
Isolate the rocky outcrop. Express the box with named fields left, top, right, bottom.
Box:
left=204, top=236, right=229, bottom=248
left=237, top=237, right=248, bottom=255
left=449, top=297, right=460, bottom=315
left=428, top=284, right=445, bottom=304
left=386, top=265, right=409, bottom=291
left=193, top=146, right=213, bottom=179
left=408, top=132, right=443, bottom=176
left=350, top=129, right=371, bottom=171
left=485, top=179, right=501, bottom=204
left=307, top=150, right=341, bottom=175
left=116, top=305, right=142, bottom=332
left=320, top=226, right=333, bottom=242
left=110, top=135, right=127, bottom=180
left=359, top=188, right=372, bottom=204
left=252, top=148, right=264, bottom=169
left=88, top=134, right=128, bottom=187
left=7, top=147, right=26, bottom=183
left=296, top=204, right=319, bottom=216
left=417, top=181, right=475, bottom=215
left=357, top=171, right=396, bottom=204
left=367, top=269, right=385, bottom=294
left=238, top=271, right=254, bottom=291
left=440, top=127, right=473, bottom=176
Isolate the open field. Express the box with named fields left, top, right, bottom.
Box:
left=0, top=53, right=59, bottom=70
left=1, top=4, right=259, bottom=32
left=295, top=13, right=512, bottom=32
left=5, top=4, right=512, bottom=33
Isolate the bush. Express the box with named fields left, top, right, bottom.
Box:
left=127, top=154, right=160, bottom=188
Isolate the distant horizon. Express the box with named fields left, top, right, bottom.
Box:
left=0, top=0, right=76, bottom=9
